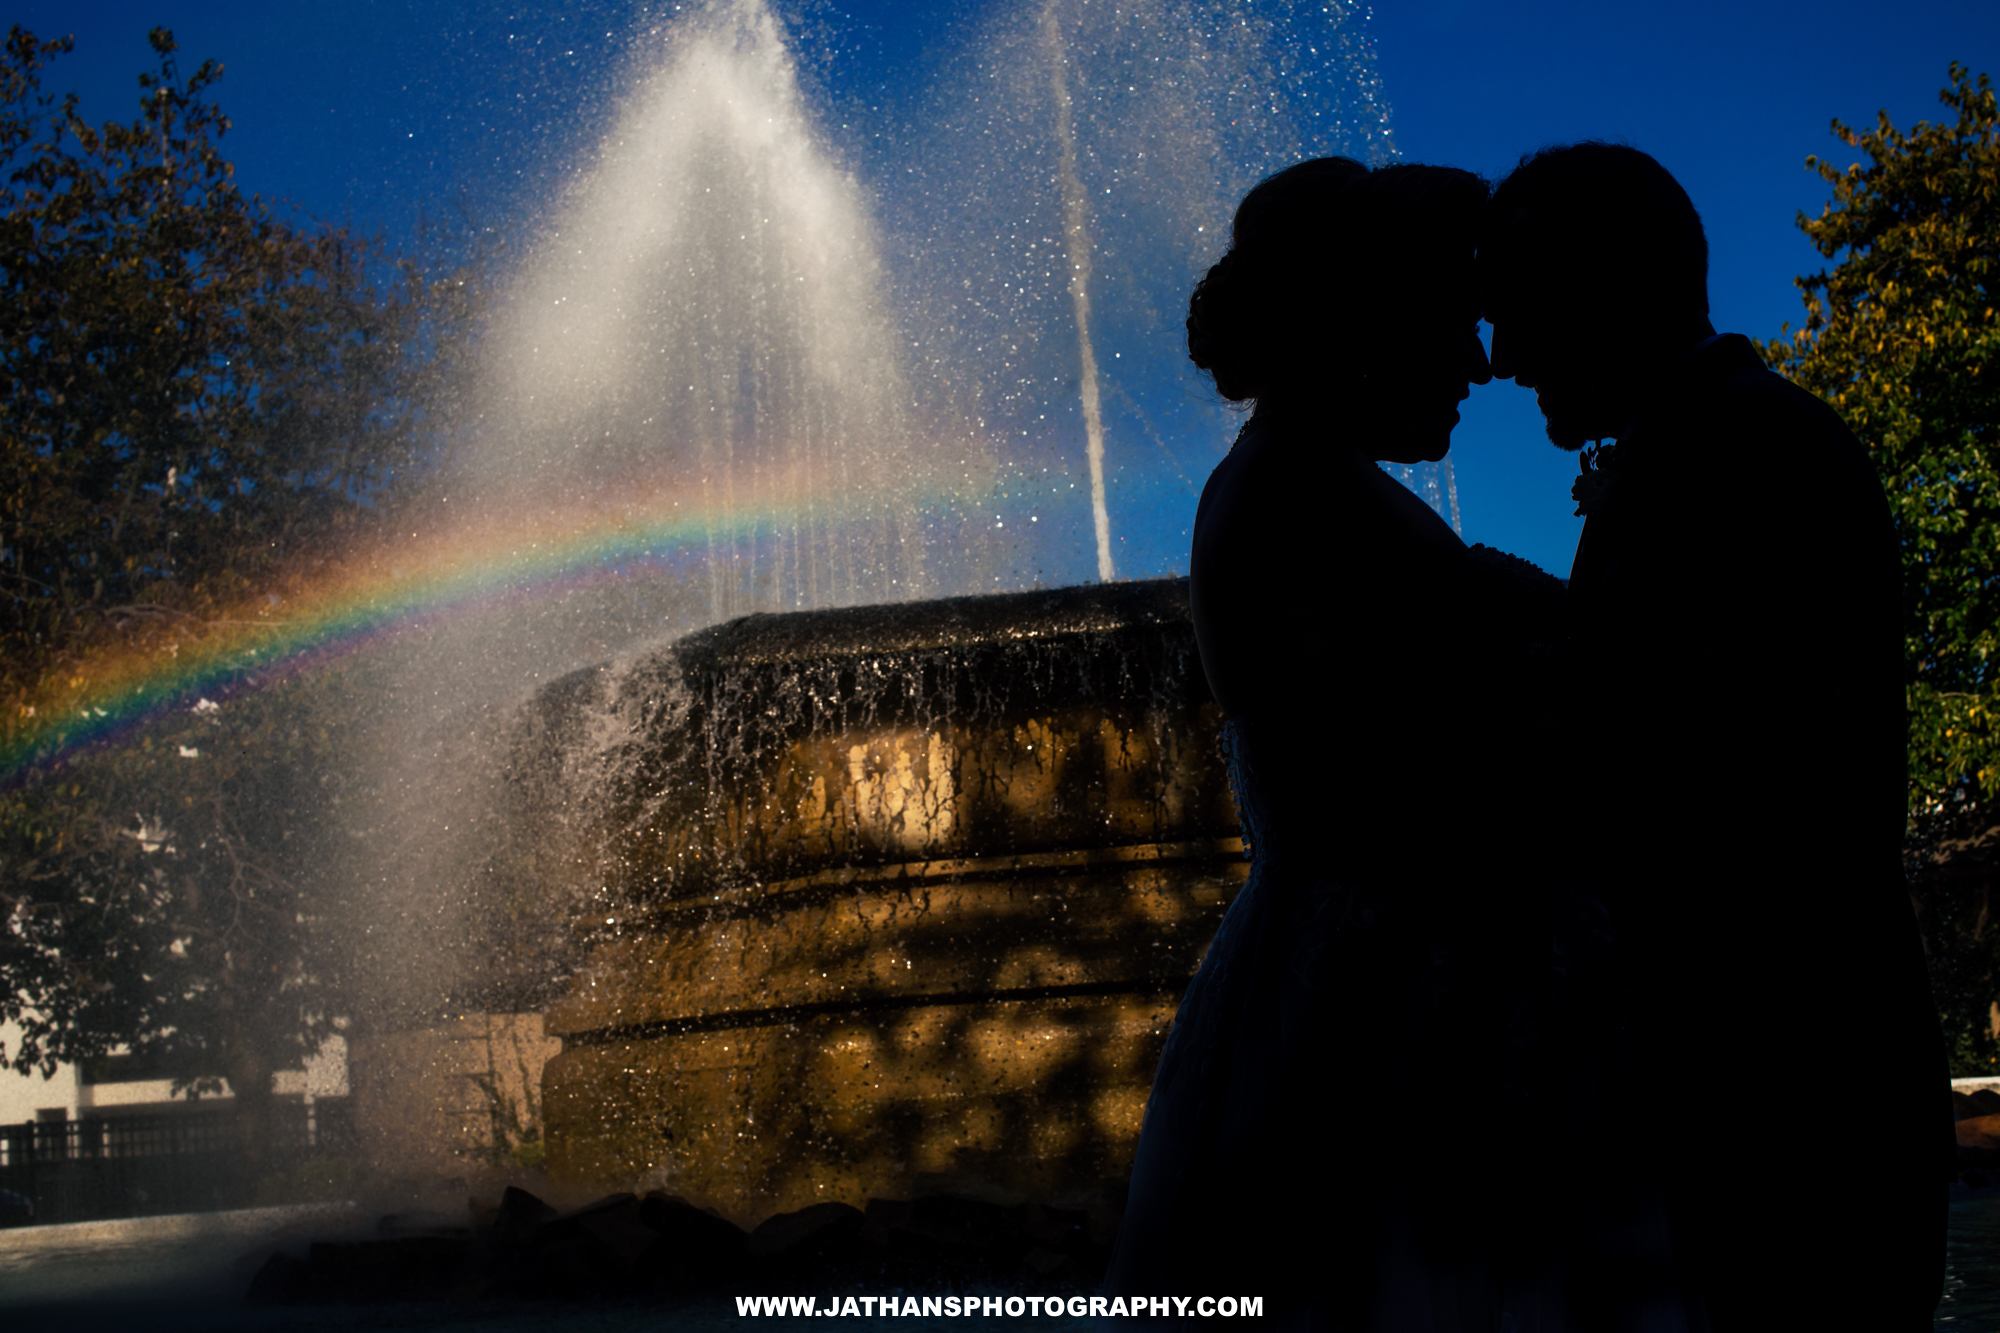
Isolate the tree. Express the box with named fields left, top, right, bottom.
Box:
left=1760, top=63, right=2000, bottom=1073
left=0, top=26, right=480, bottom=1167
left=1, top=675, right=367, bottom=1168
left=0, top=27, right=469, bottom=721
left=1761, top=62, right=2000, bottom=816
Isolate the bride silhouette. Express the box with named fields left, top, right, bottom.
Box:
left=1105, top=159, right=1648, bottom=1329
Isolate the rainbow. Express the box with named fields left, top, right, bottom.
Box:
left=1, top=472, right=978, bottom=785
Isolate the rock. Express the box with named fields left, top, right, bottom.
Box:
left=740, top=1201, right=872, bottom=1288
left=747, top=1201, right=865, bottom=1258
left=1013, top=1202, right=1090, bottom=1249
left=861, top=1196, right=915, bottom=1244
left=1975, top=1089, right=2000, bottom=1116
left=564, top=1194, right=657, bottom=1269
left=847, top=1193, right=1113, bottom=1286
left=637, top=1190, right=747, bottom=1262
left=1955, top=1091, right=1984, bottom=1121
left=244, top=1251, right=312, bottom=1304
left=501, top=1184, right=559, bottom=1221
left=489, top=1184, right=559, bottom=1265
left=634, top=1190, right=748, bottom=1292
left=497, top=1191, right=750, bottom=1298
left=906, top=1196, right=1020, bottom=1250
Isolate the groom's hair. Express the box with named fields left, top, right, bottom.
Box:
left=1484, top=141, right=1708, bottom=316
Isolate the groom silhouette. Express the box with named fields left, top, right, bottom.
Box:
left=1479, top=142, right=1949, bottom=1330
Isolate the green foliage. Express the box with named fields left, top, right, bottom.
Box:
left=0, top=26, right=484, bottom=1155
left=1759, top=63, right=2000, bottom=817
left=1761, top=64, right=2000, bottom=1071
left=464, top=1014, right=548, bottom=1171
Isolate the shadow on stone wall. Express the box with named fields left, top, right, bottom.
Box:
left=512, top=579, right=1245, bottom=1224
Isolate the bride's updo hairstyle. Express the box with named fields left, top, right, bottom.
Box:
left=1187, top=156, right=1488, bottom=404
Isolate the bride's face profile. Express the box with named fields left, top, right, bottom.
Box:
left=1345, top=265, right=1491, bottom=465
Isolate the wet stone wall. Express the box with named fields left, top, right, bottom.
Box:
left=512, top=579, right=1247, bottom=1225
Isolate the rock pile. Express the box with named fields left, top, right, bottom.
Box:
left=247, top=1187, right=1117, bottom=1304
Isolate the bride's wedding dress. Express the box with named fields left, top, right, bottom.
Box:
left=1106, top=414, right=1702, bottom=1330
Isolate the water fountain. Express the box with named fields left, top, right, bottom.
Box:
left=355, top=0, right=1427, bottom=1221
left=469, top=0, right=952, bottom=619
left=518, top=579, right=1242, bottom=1217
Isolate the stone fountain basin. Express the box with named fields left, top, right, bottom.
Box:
left=525, top=580, right=1246, bottom=1225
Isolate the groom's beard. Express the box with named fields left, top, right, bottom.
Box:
left=1536, top=396, right=1593, bottom=452
left=1535, top=382, right=1627, bottom=452
left=1543, top=413, right=1588, bottom=452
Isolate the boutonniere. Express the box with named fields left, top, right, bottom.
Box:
left=1570, top=442, right=1624, bottom=518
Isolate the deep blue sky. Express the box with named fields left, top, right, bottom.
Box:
left=12, top=1, right=1999, bottom=577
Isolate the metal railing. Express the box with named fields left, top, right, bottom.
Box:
left=0, top=1099, right=354, bottom=1226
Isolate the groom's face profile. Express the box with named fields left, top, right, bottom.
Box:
left=1480, top=151, right=1716, bottom=452
left=1481, top=245, right=1631, bottom=451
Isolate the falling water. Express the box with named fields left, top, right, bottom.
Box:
left=1042, top=1, right=1115, bottom=583
left=881, top=0, right=1441, bottom=587
left=1387, top=458, right=1463, bottom=533
left=469, top=0, right=958, bottom=623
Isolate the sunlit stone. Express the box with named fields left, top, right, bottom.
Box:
left=525, top=580, right=1243, bottom=1221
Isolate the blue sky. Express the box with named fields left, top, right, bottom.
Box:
left=12, top=0, right=1999, bottom=578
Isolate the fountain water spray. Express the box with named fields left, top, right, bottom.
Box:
left=1042, top=1, right=1115, bottom=583
left=471, top=0, right=956, bottom=623
left=884, top=0, right=1430, bottom=586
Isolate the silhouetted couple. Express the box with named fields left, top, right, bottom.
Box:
left=1106, top=146, right=1950, bottom=1330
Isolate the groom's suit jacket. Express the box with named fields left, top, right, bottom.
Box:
left=1566, top=333, right=1946, bottom=1330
